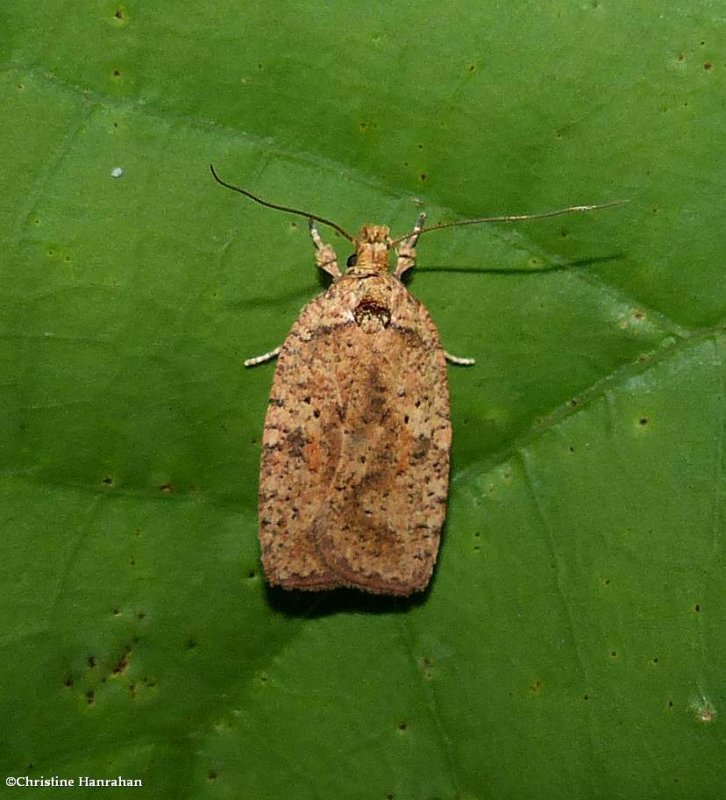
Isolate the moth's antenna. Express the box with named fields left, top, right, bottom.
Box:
left=210, top=165, right=354, bottom=242
left=391, top=199, right=629, bottom=246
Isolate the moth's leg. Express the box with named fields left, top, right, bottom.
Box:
left=309, top=221, right=341, bottom=278
left=444, top=350, right=475, bottom=366
left=244, top=345, right=281, bottom=368
left=245, top=221, right=339, bottom=368
left=394, top=212, right=426, bottom=277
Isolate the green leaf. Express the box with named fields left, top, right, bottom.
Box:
left=2, top=1, right=724, bottom=798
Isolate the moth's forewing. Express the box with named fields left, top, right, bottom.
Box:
left=258, top=275, right=451, bottom=596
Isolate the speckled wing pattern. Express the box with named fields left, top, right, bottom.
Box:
left=258, top=273, right=451, bottom=596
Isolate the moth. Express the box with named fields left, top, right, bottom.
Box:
left=211, top=165, right=624, bottom=596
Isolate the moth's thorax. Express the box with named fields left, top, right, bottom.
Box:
left=332, top=271, right=401, bottom=333
left=350, top=224, right=392, bottom=274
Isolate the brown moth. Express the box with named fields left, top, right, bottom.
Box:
left=211, top=165, right=625, bottom=596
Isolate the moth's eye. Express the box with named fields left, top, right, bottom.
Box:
left=346, top=253, right=358, bottom=267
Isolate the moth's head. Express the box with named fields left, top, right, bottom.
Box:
left=345, top=225, right=392, bottom=274
left=209, top=166, right=629, bottom=281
